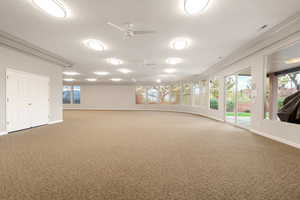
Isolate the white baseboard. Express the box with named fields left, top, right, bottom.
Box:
left=250, top=129, right=300, bottom=149
left=48, top=120, right=63, bottom=125
left=0, top=131, right=8, bottom=136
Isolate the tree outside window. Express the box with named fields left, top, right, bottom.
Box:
left=209, top=79, right=219, bottom=110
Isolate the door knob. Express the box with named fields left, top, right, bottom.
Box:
left=28, top=103, right=32, bottom=106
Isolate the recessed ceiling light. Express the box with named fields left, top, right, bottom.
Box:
left=63, top=71, right=80, bottom=76
left=106, top=58, right=123, bottom=65
left=86, top=78, right=97, bottom=82
left=94, top=71, right=110, bottom=76
left=170, top=38, right=190, bottom=50
left=110, top=78, right=122, bottom=82
left=156, top=79, right=162, bottom=83
left=64, top=78, right=75, bottom=82
left=184, top=0, right=209, bottom=15
left=164, top=68, right=177, bottom=74
left=166, top=57, right=183, bottom=65
left=33, top=0, right=67, bottom=18
left=83, top=39, right=106, bottom=51
left=117, top=68, right=132, bottom=74
left=285, top=57, right=300, bottom=65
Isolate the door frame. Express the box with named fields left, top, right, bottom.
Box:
left=224, top=68, right=252, bottom=128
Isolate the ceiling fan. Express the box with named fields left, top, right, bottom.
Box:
left=107, top=22, right=156, bottom=39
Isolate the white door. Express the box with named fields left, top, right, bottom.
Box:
left=30, top=76, right=49, bottom=127
left=6, top=69, right=49, bottom=132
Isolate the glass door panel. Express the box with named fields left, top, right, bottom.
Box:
left=236, top=70, right=252, bottom=127
left=225, top=68, right=252, bottom=128
left=225, top=75, right=236, bottom=123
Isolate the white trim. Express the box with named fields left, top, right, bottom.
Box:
left=48, top=120, right=63, bottom=125
left=250, top=129, right=300, bottom=149
left=0, top=30, right=73, bottom=67
left=0, top=131, right=8, bottom=136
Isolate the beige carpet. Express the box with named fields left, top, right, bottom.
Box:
left=1, top=110, right=300, bottom=200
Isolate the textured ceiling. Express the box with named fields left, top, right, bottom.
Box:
left=1, top=0, right=300, bottom=83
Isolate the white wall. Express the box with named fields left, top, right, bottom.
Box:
left=64, top=85, right=137, bottom=110
left=0, top=46, right=63, bottom=134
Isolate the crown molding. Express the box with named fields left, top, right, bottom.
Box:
left=0, top=30, right=73, bottom=68
left=201, top=11, right=300, bottom=77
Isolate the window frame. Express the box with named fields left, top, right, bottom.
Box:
left=63, top=85, right=81, bottom=105
left=209, top=79, right=220, bottom=110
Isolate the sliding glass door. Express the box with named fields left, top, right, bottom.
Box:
left=225, top=75, right=236, bottom=123
left=236, top=72, right=252, bottom=127
left=225, top=68, right=252, bottom=127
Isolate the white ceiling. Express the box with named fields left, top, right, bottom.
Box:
left=269, top=41, right=300, bottom=73
left=1, top=0, right=300, bottom=83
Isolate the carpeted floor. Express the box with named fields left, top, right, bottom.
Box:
left=1, top=110, right=300, bottom=200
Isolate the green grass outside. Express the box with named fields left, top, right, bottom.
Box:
left=226, top=112, right=252, bottom=117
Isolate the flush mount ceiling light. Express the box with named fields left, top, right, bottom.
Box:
left=94, top=71, right=110, bottom=76
left=184, top=0, right=209, bottom=15
left=110, top=78, right=122, bottom=82
left=285, top=57, right=300, bottom=65
left=106, top=58, right=124, bottom=65
left=170, top=38, right=190, bottom=50
left=64, top=78, right=75, bottom=82
left=166, top=57, right=183, bottom=65
left=86, top=78, right=97, bottom=82
left=83, top=39, right=106, bottom=51
left=156, top=79, right=162, bottom=83
left=117, top=68, right=132, bottom=74
left=63, top=71, right=80, bottom=76
left=32, top=0, right=67, bottom=18
left=164, top=68, right=177, bottom=74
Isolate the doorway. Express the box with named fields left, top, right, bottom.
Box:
left=6, top=69, right=49, bottom=133
left=225, top=68, right=252, bottom=127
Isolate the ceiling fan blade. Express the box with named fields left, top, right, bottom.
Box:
left=133, top=30, right=156, bottom=35
left=107, top=22, right=125, bottom=32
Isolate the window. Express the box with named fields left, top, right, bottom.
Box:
left=63, top=85, right=81, bottom=104
left=170, top=84, right=181, bottom=104
left=160, top=85, right=172, bottom=104
left=73, top=86, right=81, bottom=104
left=265, top=70, right=300, bottom=120
left=199, top=80, right=208, bottom=106
left=136, top=86, right=147, bottom=104
left=183, top=82, right=192, bottom=105
left=147, top=86, right=160, bottom=104
left=63, top=86, right=72, bottom=104
left=136, top=84, right=181, bottom=105
left=264, top=41, right=300, bottom=125
left=193, top=81, right=201, bottom=106
left=209, top=79, right=219, bottom=110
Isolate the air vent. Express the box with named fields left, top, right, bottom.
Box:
left=259, top=24, right=268, bottom=31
